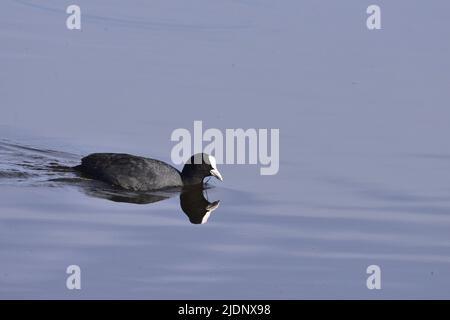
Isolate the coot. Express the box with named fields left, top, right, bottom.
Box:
left=74, top=153, right=223, bottom=191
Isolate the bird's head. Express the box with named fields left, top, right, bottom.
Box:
left=181, top=153, right=223, bottom=186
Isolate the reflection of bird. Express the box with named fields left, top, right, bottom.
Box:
left=78, top=180, right=174, bottom=204
left=74, top=153, right=223, bottom=191
left=180, top=186, right=220, bottom=224
left=69, top=178, right=221, bottom=224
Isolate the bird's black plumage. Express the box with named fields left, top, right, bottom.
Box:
left=73, top=152, right=223, bottom=191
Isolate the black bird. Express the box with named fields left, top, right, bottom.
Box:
left=73, top=153, right=223, bottom=191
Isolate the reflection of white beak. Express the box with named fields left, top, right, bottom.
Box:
left=206, top=200, right=220, bottom=212
left=210, top=169, right=223, bottom=181
left=202, top=200, right=220, bottom=224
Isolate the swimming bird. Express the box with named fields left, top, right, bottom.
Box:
left=73, top=153, right=223, bottom=191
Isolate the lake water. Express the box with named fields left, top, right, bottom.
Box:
left=1, top=0, right=450, bottom=299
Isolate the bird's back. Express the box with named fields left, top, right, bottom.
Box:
left=75, top=153, right=183, bottom=191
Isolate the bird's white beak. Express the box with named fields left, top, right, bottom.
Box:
left=210, top=169, right=223, bottom=181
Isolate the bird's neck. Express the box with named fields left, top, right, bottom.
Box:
left=181, top=171, right=205, bottom=186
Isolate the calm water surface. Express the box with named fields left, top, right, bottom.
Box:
left=1, top=0, right=450, bottom=298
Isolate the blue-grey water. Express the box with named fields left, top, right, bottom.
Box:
left=1, top=0, right=450, bottom=299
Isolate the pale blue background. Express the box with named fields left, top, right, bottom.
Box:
left=0, top=0, right=450, bottom=298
